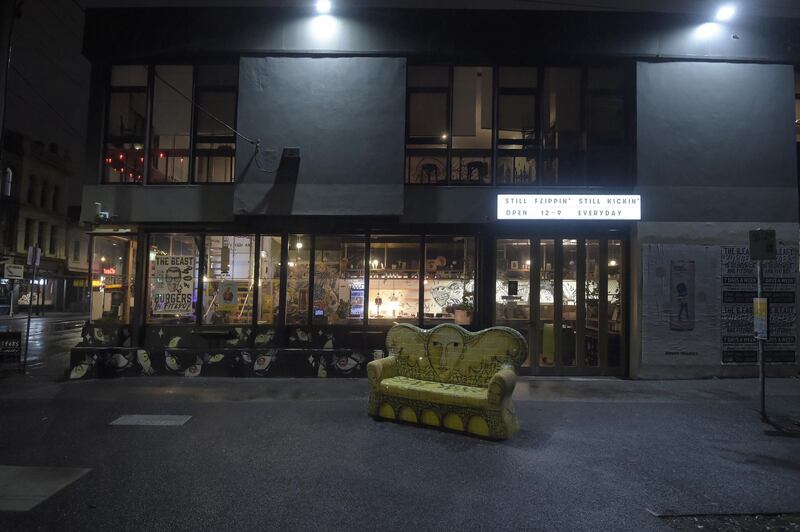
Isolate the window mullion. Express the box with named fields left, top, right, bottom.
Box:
left=143, top=65, right=155, bottom=185
left=188, top=65, right=198, bottom=184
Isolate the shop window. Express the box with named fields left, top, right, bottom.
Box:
left=561, top=239, right=578, bottom=366
left=202, top=235, right=255, bottom=325
left=193, top=65, right=238, bottom=183
left=608, top=239, right=623, bottom=367
left=369, top=236, right=420, bottom=324
left=258, top=235, right=282, bottom=325
left=451, top=67, right=492, bottom=184
left=406, top=66, right=449, bottom=184
left=147, top=233, right=199, bottom=324
left=313, top=236, right=366, bottom=325
left=423, top=237, right=475, bottom=325
left=103, top=65, right=147, bottom=183
left=497, top=67, right=537, bottom=185
left=91, top=235, right=135, bottom=323
left=584, top=240, right=600, bottom=367
left=538, top=240, right=555, bottom=367
left=541, top=68, right=583, bottom=185
left=285, top=235, right=311, bottom=325
left=495, top=239, right=531, bottom=325
left=149, top=65, right=192, bottom=183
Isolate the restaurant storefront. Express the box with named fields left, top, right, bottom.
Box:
left=78, top=220, right=630, bottom=378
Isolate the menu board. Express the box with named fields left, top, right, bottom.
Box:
left=721, top=246, right=797, bottom=364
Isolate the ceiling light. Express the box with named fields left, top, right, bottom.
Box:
left=315, top=0, right=331, bottom=14
left=715, top=4, right=736, bottom=21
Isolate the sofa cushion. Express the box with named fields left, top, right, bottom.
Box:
left=380, top=375, right=488, bottom=409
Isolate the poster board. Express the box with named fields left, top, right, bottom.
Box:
left=721, top=246, right=797, bottom=364
left=151, top=256, right=195, bottom=315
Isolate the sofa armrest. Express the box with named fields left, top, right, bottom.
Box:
left=487, top=365, right=517, bottom=406
left=367, top=356, right=398, bottom=387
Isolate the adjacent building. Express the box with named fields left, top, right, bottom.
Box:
left=74, top=6, right=799, bottom=378
left=0, top=131, right=86, bottom=314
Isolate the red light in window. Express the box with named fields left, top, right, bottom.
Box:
left=159, top=152, right=165, bottom=158
left=118, top=153, right=124, bottom=160
left=179, top=157, right=184, bottom=163
left=140, top=157, right=144, bottom=163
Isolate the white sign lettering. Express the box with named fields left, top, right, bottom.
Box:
left=497, top=194, right=641, bottom=220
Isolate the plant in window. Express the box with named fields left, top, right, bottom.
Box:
left=335, top=299, right=351, bottom=320
left=453, top=290, right=474, bottom=325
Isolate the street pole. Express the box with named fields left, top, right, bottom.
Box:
left=21, top=245, right=39, bottom=373
left=756, top=259, right=765, bottom=420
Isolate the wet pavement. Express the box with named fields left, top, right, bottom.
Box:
left=0, top=373, right=797, bottom=531
left=0, top=312, right=86, bottom=378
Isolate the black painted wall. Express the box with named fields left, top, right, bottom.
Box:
left=636, top=61, right=798, bottom=223
left=234, top=56, right=405, bottom=216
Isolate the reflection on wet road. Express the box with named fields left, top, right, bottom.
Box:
left=0, top=315, right=86, bottom=378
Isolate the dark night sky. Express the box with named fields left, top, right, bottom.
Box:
left=6, top=0, right=89, bottom=205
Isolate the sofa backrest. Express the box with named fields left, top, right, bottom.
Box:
left=385, top=323, right=527, bottom=387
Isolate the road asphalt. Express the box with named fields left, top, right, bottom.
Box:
left=0, top=374, right=797, bottom=531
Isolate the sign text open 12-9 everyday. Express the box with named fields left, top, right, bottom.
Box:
left=496, top=194, right=642, bottom=221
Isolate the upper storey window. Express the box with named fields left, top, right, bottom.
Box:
left=406, top=64, right=631, bottom=187
left=101, top=64, right=238, bottom=184
left=104, top=66, right=147, bottom=183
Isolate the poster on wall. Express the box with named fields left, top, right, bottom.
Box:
left=216, top=280, right=239, bottom=313
left=152, top=256, right=195, bottom=315
left=721, top=246, right=797, bottom=364
left=669, top=260, right=695, bottom=331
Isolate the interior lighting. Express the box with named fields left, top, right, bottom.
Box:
left=296, top=241, right=303, bottom=249
left=608, top=260, right=618, bottom=267
left=715, top=4, right=736, bottom=21
left=100, top=256, right=106, bottom=262
left=315, top=0, right=331, bottom=14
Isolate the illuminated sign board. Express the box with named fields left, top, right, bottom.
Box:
left=497, top=194, right=641, bottom=220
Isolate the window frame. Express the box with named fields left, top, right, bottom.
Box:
left=142, top=231, right=481, bottom=332
left=405, top=61, right=633, bottom=187
left=101, top=63, right=239, bottom=186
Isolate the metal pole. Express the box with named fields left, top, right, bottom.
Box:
left=21, top=260, right=37, bottom=373
left=757, top=259, right=765, bottom=419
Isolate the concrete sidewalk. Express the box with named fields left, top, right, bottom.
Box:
left=0, top=376, right=797, bottom=531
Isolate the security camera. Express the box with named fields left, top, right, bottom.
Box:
left=94, top=202, right=111, bottom=223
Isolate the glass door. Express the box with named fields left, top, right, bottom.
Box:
left=496, top=235, right=626, bottom=376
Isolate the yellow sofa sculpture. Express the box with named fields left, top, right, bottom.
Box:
left=367, top=323, right=527, bottom=440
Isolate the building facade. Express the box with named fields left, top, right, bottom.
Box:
left=0, top=131, right=85, bottom=314
left=73, top=6, right=800, bottom=379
